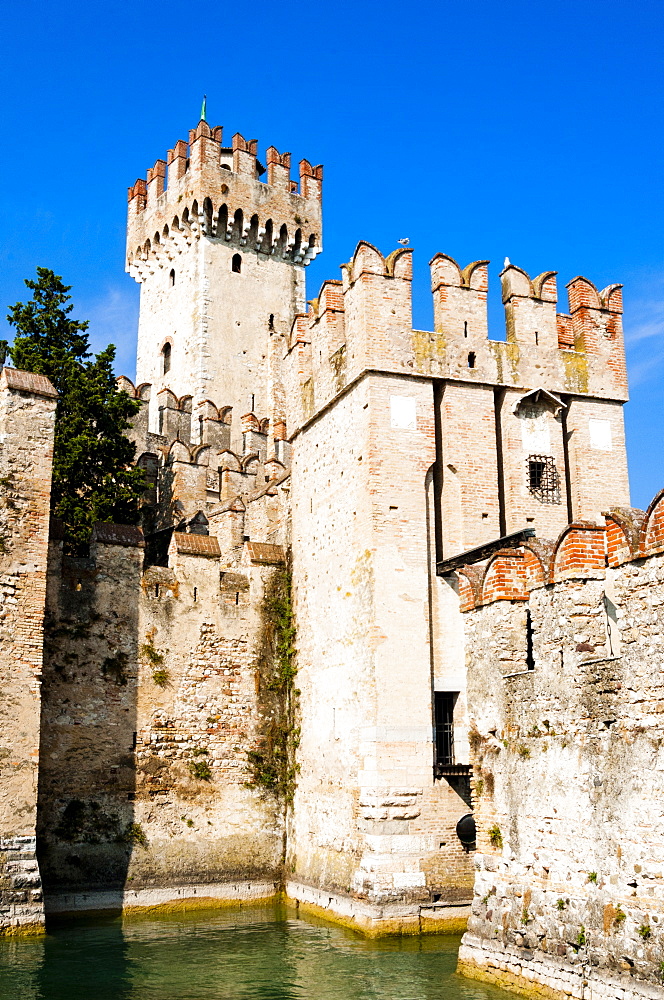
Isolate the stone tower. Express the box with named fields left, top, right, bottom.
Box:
left=126, top=118, right=323, bottom=447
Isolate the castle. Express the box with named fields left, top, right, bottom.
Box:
left=1, top=114, right=663, bottom=1000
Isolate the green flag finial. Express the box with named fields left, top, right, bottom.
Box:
left=200, top=95, right=207, bottom=122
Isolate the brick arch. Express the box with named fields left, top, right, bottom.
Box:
left=350, top=241, right=386, bottom=282
left=167, top=440, right=192, bottom=464
left=455, top=567, right=481, bottom=612
left=116, top=376, right=136, bottom=397
left=605, top=507, right=646, bottom=566
left=522, top=540, right=553, bottom=590
left=640, top=488, right=664, bottom=557
left=218, top=450, right=241, bottom=473
left=480, top=550, right=527, bottom=605
left=385, top=246, right=413, bottom=279
left=551, top=522, right=606, bottom=583
left=429, top=253, right=463, bottom=290
left=191, top=445, right=211, bottom=467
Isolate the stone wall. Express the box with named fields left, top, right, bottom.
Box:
left=38, top=516, right=288, bottom=915
left=286, top=368, right=476, bottom=934
left=0, top=369, right=57, bottom=935
left=456, top=496, right=664, bottom=998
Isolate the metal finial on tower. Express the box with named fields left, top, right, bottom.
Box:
left=200, top=95, right=207, bottom=122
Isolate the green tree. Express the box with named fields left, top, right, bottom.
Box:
left=6, top=267, right=145, bottom=549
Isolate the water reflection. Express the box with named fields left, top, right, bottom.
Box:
left=0, top=904, right=512, bottom=1000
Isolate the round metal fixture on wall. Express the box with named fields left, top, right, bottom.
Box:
left=456, top=813, right=476, bottom=849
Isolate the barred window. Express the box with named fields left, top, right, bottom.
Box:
left=527, top=454, right=561, bottom=504
left=434, top=692, right=456, bottom=767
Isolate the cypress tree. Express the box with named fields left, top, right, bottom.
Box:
left=6, top=267, right=145, bottom=549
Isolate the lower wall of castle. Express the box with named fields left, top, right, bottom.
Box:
left=285, top=880, right=470, bottom=936
left=458, top=932, right=664, bottom=1000
left=37, top=536, right=284, bottom=906
left=459, top=557, right=664, bottom=996
left=0, top=836, right=43, bottom=935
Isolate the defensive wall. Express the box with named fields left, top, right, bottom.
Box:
left=0, top=369, right=57, bottom=935
left=37, top=386, right=294, bottom=916
left=455, top=493, right=664, bottom=998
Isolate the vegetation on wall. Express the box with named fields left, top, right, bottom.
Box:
left=246, top=567, right=300, bottom=804
left=140, top=628, right=169, bottom=687
left=4, top=268, right=146, bottom=550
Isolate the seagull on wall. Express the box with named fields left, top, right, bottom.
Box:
left=503, top=256, right=511, bottom=268
left=397, top=238, right=410, bottom=245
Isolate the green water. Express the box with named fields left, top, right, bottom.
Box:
left=0, top=904, right=513, bottom=1000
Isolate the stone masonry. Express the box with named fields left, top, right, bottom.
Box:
left=455, top=497, right=664, bottom=997
left=0, top=368, right=57, bottom=934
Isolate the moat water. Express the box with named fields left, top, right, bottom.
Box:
left=0, top=903, right=514, bottom=1000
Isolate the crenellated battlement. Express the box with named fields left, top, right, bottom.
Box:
left=281, top=242, right=628, bottom=441
left=126, top=118, right=322, bottom=280
left=453, top=489, right=664, bottom=612
left=118, top=376, right=291, bottom=523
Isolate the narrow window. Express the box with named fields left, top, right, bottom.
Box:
left=434, top=692, right=456, bottom=770
left=526, top=609, right=535, bottom=670
left=467, top=352, right=476, bottom=369
left=464, top=321, right=468, bottom=338
left=529, top=458, right=545, bottom=491
left=235, top=592, right=239, bottom=605
left=534, top=330, right=539, bottom=345
left=193, top=587, right=197, bottom=603
left=162, top=342, right=171, bottom=374
left=268, top=313, right=275, bottom=330
left=155, top=583, right=160, bottom=598
left=232, top=253, right=242, bottom=273
left=169, top=269, right=175, bottom=286
left=526, top=454, right=561, bottom=504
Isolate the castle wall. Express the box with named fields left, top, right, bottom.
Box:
left=0, top=369, right=57, bottom=935
left=287, top=370, right=475, bottom=933
left=498, top=389, right=570, bottom=538
left=437, top=382, right=501, bottom=555
left=38, top=525, right=285, bottom=914
left=566, top=396, right=630, bottom=523
left=456, top=502, right=664, bottom=998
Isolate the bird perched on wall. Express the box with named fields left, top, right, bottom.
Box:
left=503, top=256, right=511, bottom=268
left=397, top=238, right=410, bottom=245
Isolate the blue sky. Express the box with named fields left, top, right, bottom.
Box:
left=1, top=0, right=662, bottom=508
